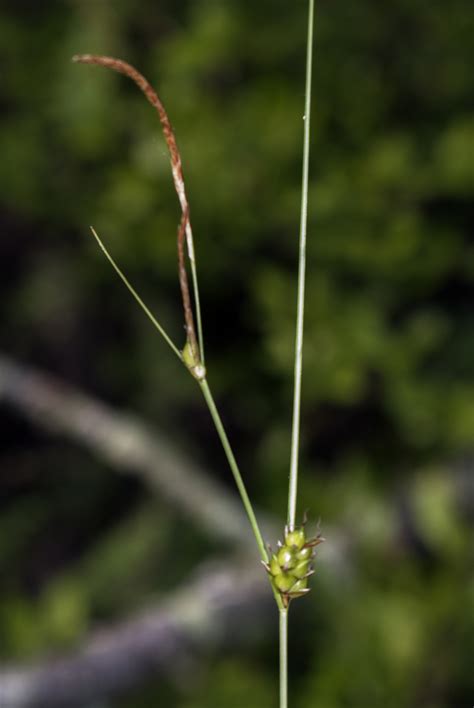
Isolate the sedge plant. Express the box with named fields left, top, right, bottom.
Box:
left=73, top=1, right=321, bottom=704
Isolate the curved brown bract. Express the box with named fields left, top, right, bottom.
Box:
left=72, top=54, right=200, bottom=366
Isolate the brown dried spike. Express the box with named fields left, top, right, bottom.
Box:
left=177, top=207, right=199, bottom=361
left=72, top=54, right=200, bottom=363
left=72, top=55, right=183, bottom=190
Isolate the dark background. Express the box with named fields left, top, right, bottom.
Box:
left=0, top=1, right=473, bottom=706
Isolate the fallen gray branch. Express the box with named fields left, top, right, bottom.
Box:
left=0, top=355, right=360, bottom=707
left=0, top=354, right=266, bottom=546
left=0, top=557, right=272, bottom=708
left=0, top=353, right=349, bottom=572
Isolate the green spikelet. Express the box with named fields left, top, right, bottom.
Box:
left=182, top=340, right=206, bottom=380
left=263, top=520, right=324, bottom=608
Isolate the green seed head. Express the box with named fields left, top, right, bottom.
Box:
left=265, top=518, right=323, bottom=606
left=290, top=578, right=308, bottom=593
left=296, top=546, right=312, bottom=562
left=274, top=573, right=296, bottom=593
left=285, top=527, right=306, bottom=550
left=277, top=546, right=296, bottom=569
left=182, top=340, right=197, bottom=368
left=270, top=555, right=281, bottom=576
left=182, top=340, right=206, bottom=380
left=293, top=559, right=311, bottom=579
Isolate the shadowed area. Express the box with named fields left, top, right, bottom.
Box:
left=0, top=1, right=472, bottom=706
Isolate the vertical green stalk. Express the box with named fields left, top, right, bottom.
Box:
left=287, top=0, right=315, bottom=532
left=280, top=609, right=288, bottom=708
left=190, top=259, right=205, bottom=364
left=281, top=3, right=315, bottom=707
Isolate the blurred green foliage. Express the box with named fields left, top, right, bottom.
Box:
left=0, top=0, right=473, bottom=706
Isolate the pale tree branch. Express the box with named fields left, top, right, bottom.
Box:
left=0, top=354, right=352, bottom=563
left=0, top=353, right=274, bottom=548
left=0, top=354, right=356, bottom=707
left=0, top=558, right=272, bottom=708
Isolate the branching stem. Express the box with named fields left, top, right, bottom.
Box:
left=76, top=19, right=317, bottom=707
left=74, top=54, right=205, bottom=363
left=198, top=379, right=267, bottom=562
left=198, top=378, right=284, bottom=609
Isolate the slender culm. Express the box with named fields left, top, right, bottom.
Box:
left=288, top=0, right=315, bottom=532
left=74, top=5, right=318, bottom=705
left=282, top=2, right=316, bottom=707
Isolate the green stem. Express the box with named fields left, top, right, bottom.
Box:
left=190, top=258, right=205, bottom=364
left=199, top=377, right=285, bottom=610
left=287, top=0, right=315, bottom=531
left=280, top=609, right=288, bottom=708
left=89, top=227, right=182, bottom=360
left=199, top=378, right=268, bottom=561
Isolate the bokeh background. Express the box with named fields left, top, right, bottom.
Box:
left=0, top=1, right=473, bottom=706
